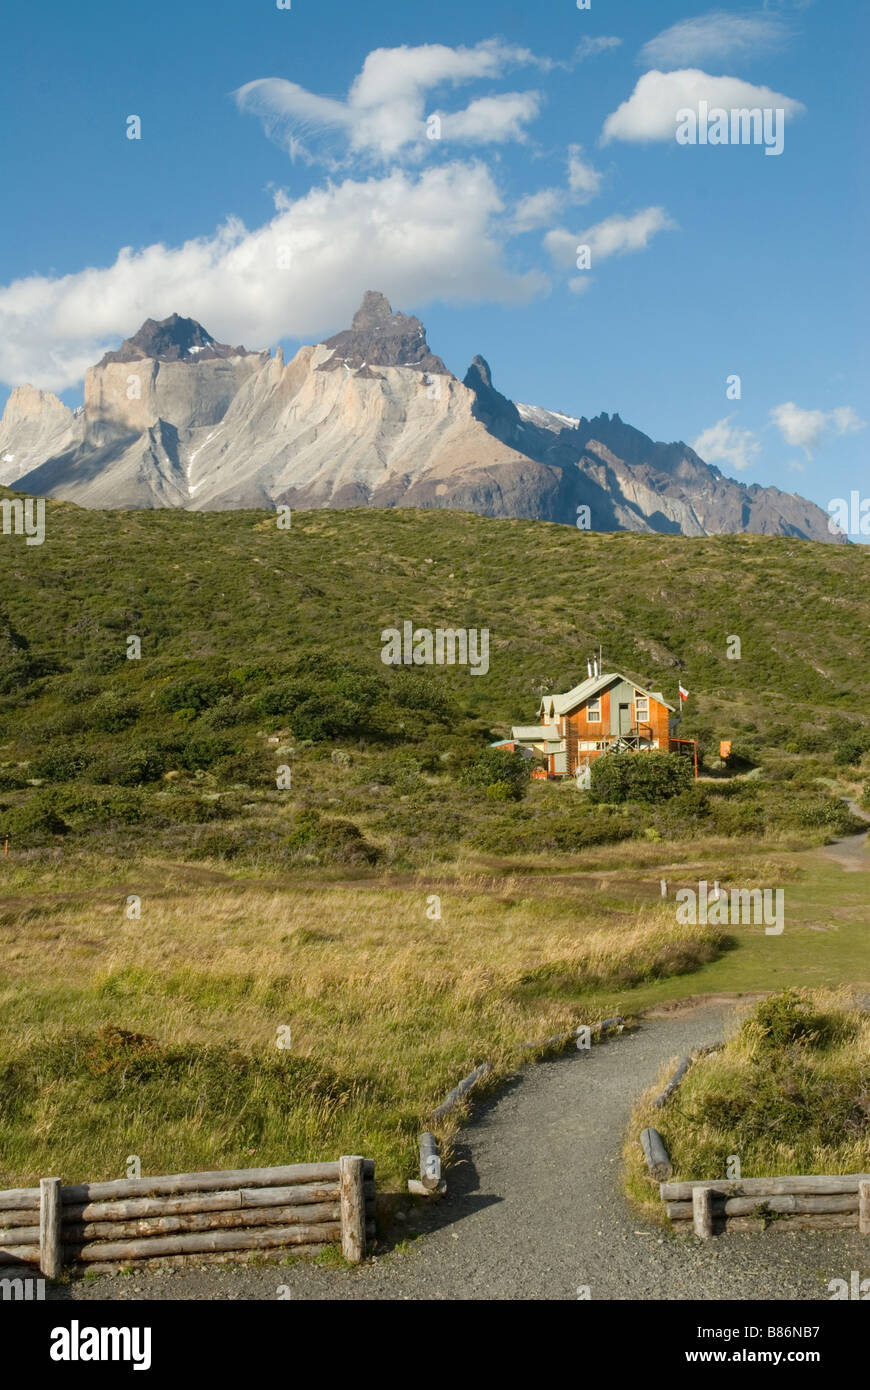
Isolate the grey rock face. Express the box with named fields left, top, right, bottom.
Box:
left=317, top=291, right=449, bottom=375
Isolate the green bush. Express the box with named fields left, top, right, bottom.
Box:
left=84, top=691, right=140, bottom=733
left=460, top=748, right=529, bottom=801
left=158, top=677, right=234, bottom=714
left=746, top=989, right=847, bottom=1050
left=590, top=751, right=693, bottom=804
left=29, top=744, right=94, bottom=783
left=0, top=793, right=69, bottom=842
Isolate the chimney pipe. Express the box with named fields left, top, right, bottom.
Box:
left=587, top=660, right=592, bottom=679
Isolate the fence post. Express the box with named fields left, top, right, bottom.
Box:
left=339, top=1156, right=365, bottom=1264
left=39, top=1177, right=62, bottom=1279
left=692, top=1185, right=714, bottom=1239
left=859, top=1180, right=870, bottom=1236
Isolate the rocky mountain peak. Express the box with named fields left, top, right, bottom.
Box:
left=99, top=314, right=252, bottom=366
left=318, top=291, right=450, bottom=375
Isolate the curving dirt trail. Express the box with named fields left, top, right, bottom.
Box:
left=59, top=1000, right=865, bottom=1302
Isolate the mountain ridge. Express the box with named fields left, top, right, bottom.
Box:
left=0, top=297, right=843, bottom=542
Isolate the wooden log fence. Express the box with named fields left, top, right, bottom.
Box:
left=660, top=1173, right=870, bottom=1237
left=0, top=1157, right=375, bottom=1276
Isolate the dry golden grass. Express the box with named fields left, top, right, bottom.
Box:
left=0, top=882, right=722, bottom=1187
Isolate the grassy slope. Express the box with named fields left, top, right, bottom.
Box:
left=1, top=499, right=869, bottom=1190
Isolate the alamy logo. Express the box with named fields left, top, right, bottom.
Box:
left=0, top=496, right=45, bottom=545
left=676, top=880, right=784, bottom=935
left=50, top=1320, right=152, bottom=1370
left=381, top=621, right=489, bottom=675
left=0, top=1276, right=45, bottom=1300
left=675, top=103, right=785, bottom=156
left=827, top=491, right=870, bottom=537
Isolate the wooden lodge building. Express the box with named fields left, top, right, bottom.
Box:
left=500, top=670, right=697, bottom=779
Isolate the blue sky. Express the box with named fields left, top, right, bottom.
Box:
left=1, top=0, right=866, bottom=522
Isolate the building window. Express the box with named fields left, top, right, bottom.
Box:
left=586, top=699, right=601, bottom=722
left=635, top=695, right=649, bottom=722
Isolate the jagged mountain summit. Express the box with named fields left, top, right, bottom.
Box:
left=0, top=297, right=842, bottom=541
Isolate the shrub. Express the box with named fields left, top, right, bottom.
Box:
left=460, top=748, right=529, bottom=801
left=746, top=989, right=841, bottom=1050
left=833, top=733, right=870, bottom=766
left=29, top=743, right=94, bottom=783
left=82, top=691, right=140, bottom=732
left=375, top=753, right=423, bottom=793
left=590, top=751, right=693, bottom=804
left=158, top=677, right=234, bottom=714
left=0, top=793, right=69, bottom=842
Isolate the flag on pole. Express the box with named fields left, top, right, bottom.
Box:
left=678, top=683, right=689, bottom=703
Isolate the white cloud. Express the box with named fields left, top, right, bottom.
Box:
left=567, top=145, right=603, bottom=202
left=692, top=416, right=761, bottom=471
left=438, top=92, right=542, bottom=145
left=601, top=69, right=805, bottom=145
left=235, top=41, right=545, bottom=163
left=770, top=401, right=867, bottom=455
left=638, top=11, right=791, bottom=69
left=511, top=146, right=603, bottom=234
left=511, top=189, right=565, bottom=234
left=0, top=164, right=548, bottom=392
left=544, top=207, right=677, bottom=270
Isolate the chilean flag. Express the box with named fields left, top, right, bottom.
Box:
left=678, top=683, right=689, bottom=703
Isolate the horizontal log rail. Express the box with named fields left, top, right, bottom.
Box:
left=0, top=1156, right=375, bottom=1276
left=658, top=1173, right=870, bottom=1237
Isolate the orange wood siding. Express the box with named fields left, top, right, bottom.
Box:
left=645, top=699, right=670, bottom=748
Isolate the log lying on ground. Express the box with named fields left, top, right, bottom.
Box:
left=661, top=1174, right=869, bottom=1201
left=60, top=1161, right=373, bottom=1205
left=418, top=1133, right=442, bottom=1190
left=640, top=1128, right=673, bottom=1180
left=652, top=1057, right=692, bottom=1109
left=430, top=1062, right=492, bottom=1122
left=667, top=1193, right=859, bottom=1220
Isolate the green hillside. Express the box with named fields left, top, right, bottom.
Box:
left=1, top=496, right=868, bottom=870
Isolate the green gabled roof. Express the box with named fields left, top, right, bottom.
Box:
left=540, top=672, right=675, bottom=717
left=511, top=724, right=564, bottom=743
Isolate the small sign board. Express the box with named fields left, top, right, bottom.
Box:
left=719, top=740, right=732, bottom=759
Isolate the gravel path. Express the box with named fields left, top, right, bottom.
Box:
left=55, top=1000, right=864, bottom=1302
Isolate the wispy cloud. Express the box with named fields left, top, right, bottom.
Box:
left=770, top=401, right=866, bottom=456
left=235, top=41, right=549, bottom=164
left=692, top=416, right=761, bottom=471
left=638, top=10, right=792, bottom=69
left=544, top=207, right=677, bottom=270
